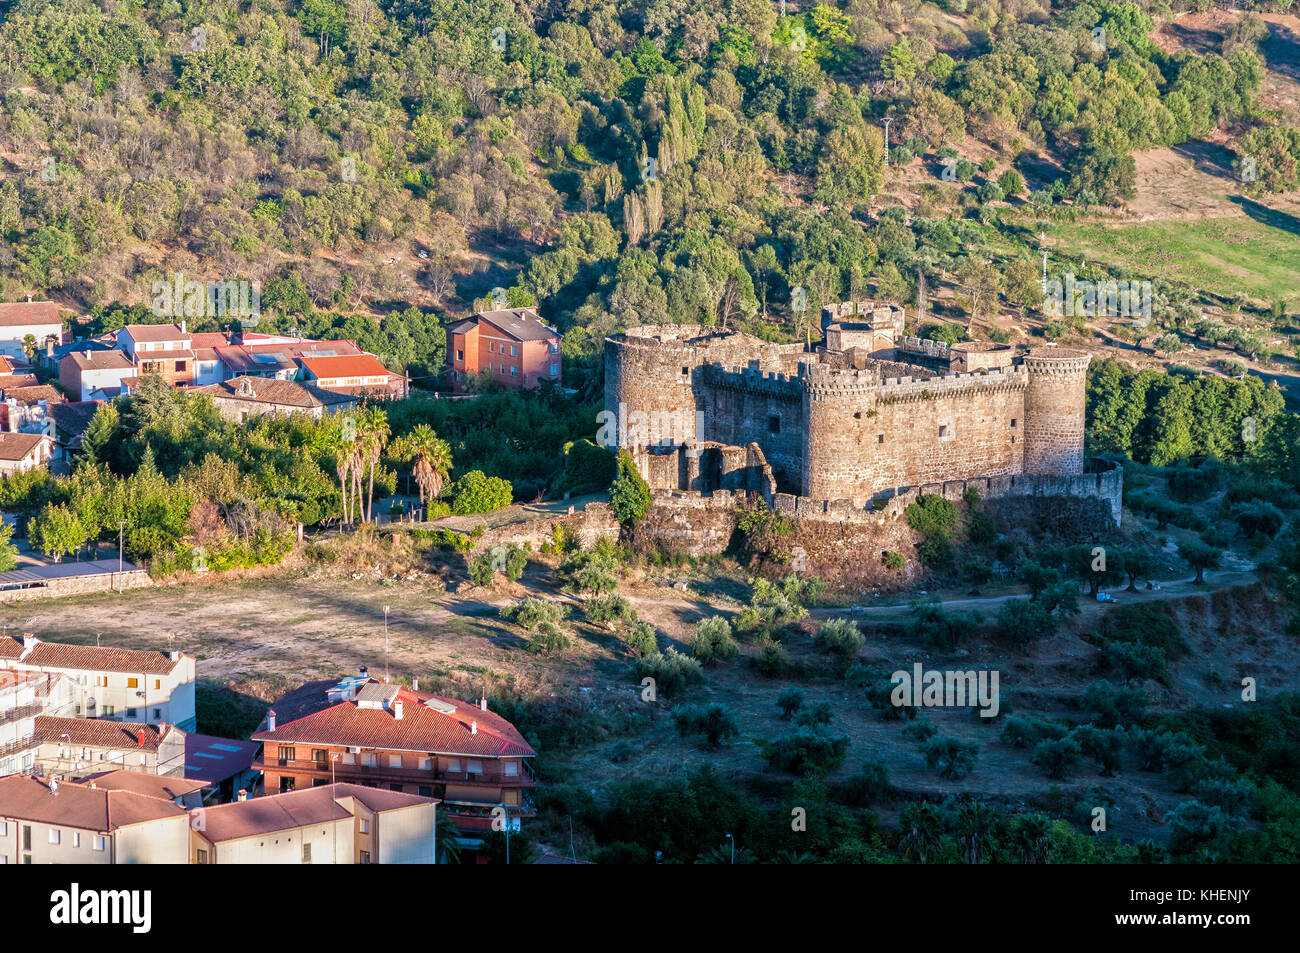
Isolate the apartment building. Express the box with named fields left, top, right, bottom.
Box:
left=0, top=636, right=197, bottom=730
left=0, top=773, right=190, bottom=864
left=252, top=672, right=535, bottom=843
left=0, top=671, right=78, bottom=777
left=190, top=782, right=437, bottom=864
left=116, top=323, right=197, bottom=387
left=447, top=308, right=562, bottom=391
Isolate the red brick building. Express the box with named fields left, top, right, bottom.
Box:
left=251, top=673, right=535, bottom=850
left=447, top=308, right=561, bottom=391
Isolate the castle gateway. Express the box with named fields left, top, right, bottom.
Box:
left=604, top=302, right=1099, bottom=506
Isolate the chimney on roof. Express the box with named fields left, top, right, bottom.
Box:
left=88, top=781, right=96, bottom=790
left=267, top=709, right=276, bottom=731
left=394, top=698, right=403, bottom=720
left=471, top=721, right=477, bottom=735
left=83, top=351, right=90, bottom=360
left=412, top=677, right=419, bottom=691
left=480, top=696, right=488, bottom=712
left=159, top=722, right=167, bottom=735
left=49, top=778, right=58, bottom=795
left=180, top=319, right=187, bottom=335
left=169, top=650, right=180, bottom=661
left=25, top=294, right=32, bottom=303
left=237, top=789, right=248, bottom=801
left=136, top=729, right=146, bottom=747
left=359, top=665, right=368, bottom=679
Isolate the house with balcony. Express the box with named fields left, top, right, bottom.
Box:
left=252, top=670, right=535, bottom=857
left=29, top=715, right=188, bottom=780
left=0, top=635, right=197, bottom=730
left=447, top=308, right=562, bottom=392
left=0, top=671, right=78, bottom=778
left=116, top=323, right=196, bottom=388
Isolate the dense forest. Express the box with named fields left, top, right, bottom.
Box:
left=1, top=0, right=1295, bottom=386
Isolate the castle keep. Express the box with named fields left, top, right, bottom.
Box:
left=604, top=301, right=1104, bottom=509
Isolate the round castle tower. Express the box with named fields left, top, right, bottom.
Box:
left=1021, top=348, right=1091, bottom=475
left=800, top=363, right=880, bottom=500
left=603, top=326, right=707, bottom=448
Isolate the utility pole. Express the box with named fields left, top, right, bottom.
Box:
left=118, top=520, right=124, bottom=592
left=383, top=605, right=390, bottom=682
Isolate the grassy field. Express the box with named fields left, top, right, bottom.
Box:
left=1048, top=212, right=1300, bottom=304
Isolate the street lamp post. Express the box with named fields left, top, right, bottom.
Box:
left=383, top=605, right=390, bottom=682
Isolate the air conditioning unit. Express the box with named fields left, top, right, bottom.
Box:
left=347, top=746, right=361, bottom=754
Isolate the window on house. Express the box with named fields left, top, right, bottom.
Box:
left=768, top=415, right=780, bottom=435
left=446, top=758, right=461, bottom=773
left=939, top=425, right=948, bottom=438
left=877, top=434, right=885, bottom=444
left=361, top=753, right=378, bottom=767
left=126, top=708, right=137, bottom=718
left=127, top=678, right=139, bottom=689
left=388, top=783, right=403, bottom=792
left=154, top=680, right=161, bottom=690
left=359, top=819, right=370, bottom=834
left=96, top=676, right=108, bottom=687
left=418, top=785, right=433, bottom=797
left=23, top=825, right=31, bottom=851
left=466, top=760, right=483, bottom=775
left=153, top=709, right=161, bottom=720
left=279, top=776, right=296, bottom=793
left=510, top=345, right=518, bottom=356
left=313, top=749, right=328, bottom=767
left=388, top=755, right=402, bottom=768
left=419, top=757, right=433, bottom=770
left=342, top=752, right=356, bottom=765
left=48, top=829, right=60, bottom=845
left=550, top=363, right=559, bottom=375
left=277, top=745, right=295, bottom=766
left=0, top=822, right=6, bottom=837
left=510, top=366, right=517, bottom=377
left=1010, top=419, right=1017, bottom=428
left=681, top=366, right=689, bottom=375
left=302, top=842, right=311, bottom=863
left=360, top=850, right=371, bottom=864
left=549, top=342, right=559, bottom=354
left=92, top=836, right=106, bottom=852
left=456, top=349, right=464, bottom=362
left=176, top=361, right=186, bottom=371
left=196, top=849, right=209, bottom=864
left=504, top=761, right=519, bottom=777
left=102, top=706, right=114, bottom=716
left=73, top=833, right=80, bottom=848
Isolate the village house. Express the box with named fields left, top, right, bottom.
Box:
left=0, top=773, right=191, bottom=864
left=0, top=636, right=197, bottom=730
left=195, top=376, right=358, bottom=422
left=447, top=308, right=562, bottom=392
left=0, top=300, right=62, bottom=363
left=252, top=670, right=535, bottom=856
left=60, top=348, right=135, bottom=401
left=297, top=353, right=407, bottom=398
left=189, top=782, right=438, bottom=864
left=0, top=432, right=55, bottom=475
left=116, top=322, right=197, bottom=388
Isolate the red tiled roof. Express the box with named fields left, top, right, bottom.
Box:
left=120, top=324, right=190, bottom=343
left=194, top=782, right=436, bottom=843
left=0, top=301, right=61, bottom=327
left=3, top=384, right=64, bottom=405
left=0, top=774, right=187, bottom=830
left=0, top=635, right=186, bottom=674
left=196, top=376, right=355, bottom=409
left=253, top=681, right=535, bottom=758
left=33, top=715, right=173, bottom=750
left=80, top=770, right=209, bottom=801
left=0, top=431, right=51, bottom=461
left=298, top=353, right=394, bottom=380
left=0, top=374, right=39, bottom=389
left=64, top=350, right=133, bottom=371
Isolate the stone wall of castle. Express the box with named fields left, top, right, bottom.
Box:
left=605, top=323, right=1092, bottom=503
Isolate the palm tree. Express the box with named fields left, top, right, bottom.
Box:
left=954, top=799, right=1000, bottom=865
left=393, top=424, right=452, bottom=507
left=330, top=416, right=361, bottom=526
left=1006, top=813, right=1054, bottom=864
left=898, top=802, right=943, bottom=864
left=436, top=811, right=462, bottom=864
left=356, top=405, right=390, bottom=522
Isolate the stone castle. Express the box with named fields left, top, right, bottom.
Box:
left=604, top=300, right=1119, bottom=521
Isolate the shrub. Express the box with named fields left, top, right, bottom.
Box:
left=450, top=470, right=513, bottom=515
left=527, top=624, right=573, bottom=654
left=795, top=701, right=834, bottom=728
left=996, top=598, right=1058, bottom=649
left=1032, top=736, right=1083, bottom=780
left=752, top=636, right=791, bottom=677
left=609, top=450, right=652, bottom=524
left=916, top=532, right=955, bottom=568
left=905, top=495, right=958, bottom=535
left=673, top=704, right=739, bottom=747
left=585, top=593, right=638, bottom=628
left=813, top=617, right=865, bottom=662
left=501, top=596, right=569, bottom=631
left=761, top=728, right=849, bottom=776
left=468, top=551, right=497, bottom=586
left=623, top=622, right=658, bottom=657
left=1167, top=800, right=1239, bottom=857
left=922, top=736, right=979, bottom=779
left=1000, top=715, right=1066, bottom=748
left=633, top=648, right=704, bottom=697
left=1082, top=680, right=1147, bottom=727
left=777, top=687, right=805, bottom=720
left=883, top=550, right=906, bottom=570
left=691, top=616, right=737, bottom=664
left=835, top=760, right=890, bottom=806
left=967, top=509, right=996, bottom=544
